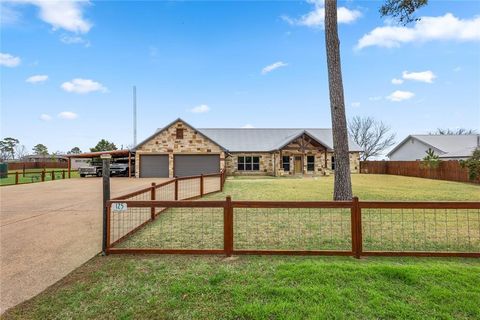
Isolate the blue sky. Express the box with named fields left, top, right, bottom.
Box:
left=1, top=0, right=479, bottom=155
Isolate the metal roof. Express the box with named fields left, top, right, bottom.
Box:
left=387, top=134, right=480, bottom=157
left=196, top=128, right=362, bottom=152
left=135, top=118, right=362, bottom=153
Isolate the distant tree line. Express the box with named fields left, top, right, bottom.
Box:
left=0, top=136, right=119, bottom=161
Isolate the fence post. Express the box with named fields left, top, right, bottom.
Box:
left=224, top=196, right=234, bottom=257
left=220, top=170, right=225, bottom=191
left=51, top=170, right=55, bottom=181
left=351, top=196, right=362, bottom=259
left=151, top=182, right=156, bottom=220
left=200, top=174, right=204, bottom=197
left=15, top=171, right=19, bottom=184
left=174, top=177, right=178, bottom=200
left=41, top=170, right=45, bottom=182
left=101, top=154, right=111, bottom=255
left=23, top=165, right=26, bottom=177
left=62, top=170, right=65, bottom=179
left=105, top=202, right=111, bottom=255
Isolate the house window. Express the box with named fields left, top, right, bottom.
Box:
left=307, top=156, right=315, bottom=171
left=176, top=128, right=184, bottom=139
left=282, top=156, right=290, bottom=172
left=238, top=156, right=260, bottom=171
left=331, top=156, right=335, bottom=170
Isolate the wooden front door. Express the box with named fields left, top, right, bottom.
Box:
left=294, top=156, right=302, bottom=173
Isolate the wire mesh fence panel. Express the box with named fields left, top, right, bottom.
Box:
left=233, top=207, right=352, bottom=251
left=362, top=208, right=480, bottom=252
left=110, top=191, right=151, bottom=244
left=156, top=182, right=175, bottom=200
left=204, top=176, right=220, bottom=194
left=116, top=207, right=224, bottom=249
left=178, top=178, right=201, bottom=200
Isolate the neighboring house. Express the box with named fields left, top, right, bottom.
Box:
left=134, top=118, right=361, bottom=178
left=387, top=134, right=480, bottom=161
left=22, top=154, right=68, bottom=162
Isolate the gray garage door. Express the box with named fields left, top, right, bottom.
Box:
left=174, top=155, right=220, bottom=177
left=140, top=155, right=169, bottom=178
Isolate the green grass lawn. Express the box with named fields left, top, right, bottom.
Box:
left=4, top=255, right=480, bottom=319
left=117, top=175, right=480, bottom=252
left=212, top=174, right=480, bottom=201
left=0, top=169, right=78, bottom=186
left=3, top=175, right=480, bottom=319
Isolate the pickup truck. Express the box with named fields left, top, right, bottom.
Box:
left=79, top=163, right=129, bottom=177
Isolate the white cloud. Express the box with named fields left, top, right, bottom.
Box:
left=351, top=102, right=361, bottom=108
left=5, top=0, right=92, bottom=33
left=356, top=13, right=480, bottom=50
left=190, top=104, right=210, bottom=113
left=369, top=96, right=382, bottom=101
left=391, top=78, right=404, bottom=85
left=60, top=34, right=90, bottom=46
left=402, top=70, right=436, bottom=83
left=261, top=61, right=288, bottom=75
left=61, top=78, right=107, bottom=94
left=26, top=74, right=48, bottom=84
left=453, top=66, right=462, bottom=72
left=242, top=124, right=255, bottom=128
left=0, top=3, right=21, bottom=25
left=386, top=90, right=415, bottom=102
left=0, top=52, right=21, bottom=67
left=39, top=114, right=52, bottom=121
left=57, top=111, right=78, bottom=120
left=282, top=0, right=361, bottom=27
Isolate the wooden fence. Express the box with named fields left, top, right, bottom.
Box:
left=6, top=161, right=68, bottom=171
left=109, top=169, right=227, bottom=245
left=360, top=160, right=478, bottom=184
left=3, top=169, right=77, bottom=185
left=106, top=195, right=480, bottom=258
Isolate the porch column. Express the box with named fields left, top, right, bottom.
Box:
left=324, top=149, right=328, bottom=169
left=128, top=152, right=132, bottom=178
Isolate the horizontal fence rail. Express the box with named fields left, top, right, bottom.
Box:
left=2, top=169, right=78, bottom=185
left=360, top=160, right=479, bottom=184
left=106, top=196, right=480, bottom=258
left=109, top=169, right=226, bottom=245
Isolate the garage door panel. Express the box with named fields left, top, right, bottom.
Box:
left=140, top=155, right=169, bottom=178
left=174, top=155, right=220, bottom=177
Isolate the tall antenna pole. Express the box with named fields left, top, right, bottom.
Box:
left=133, top=85, right=137, bottom=147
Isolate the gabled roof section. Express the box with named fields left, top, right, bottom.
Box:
left=387, top=134, right=480, bottom=158
left=136, top=119, right=363, bottom=153
left=198, top=128, right=361, bottom=152
left=273, top=130, right=331, bottom=151
left=134, top=118, right=227, bottom=151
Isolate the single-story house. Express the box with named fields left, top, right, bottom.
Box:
left=134, top=118, right=361, bottom=178
left=387, top=134, right=480, bottom=161
left=22, top=154, right=68, bottom=162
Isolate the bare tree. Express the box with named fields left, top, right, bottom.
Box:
left=429, top=128, right=477, bottom=135
left=348, top=116, right=396, bottom=160
left=14, top=145, right=29, bottom=160
left=324, top=0, right=427, bottom=199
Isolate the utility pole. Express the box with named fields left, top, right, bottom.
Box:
left=133, top=85, right=137, bottom=147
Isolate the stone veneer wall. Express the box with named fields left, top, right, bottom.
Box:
left=227, top=151, right=360, bottom=176
left=225, top=153, right=275, bottom=176
left=135, top=120, right=225, bottom=177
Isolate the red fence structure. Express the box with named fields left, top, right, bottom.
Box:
left=6, top=161, right=68, bottom=171
left=105, top=193, right=480, bottom=258
left=360, top=160, right=478, bottom=184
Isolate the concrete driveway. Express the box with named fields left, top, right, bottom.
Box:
left=0, top=177, right=169, bottom=313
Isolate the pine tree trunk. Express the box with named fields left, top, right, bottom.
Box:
left=324, top=0, right=353, bottom=200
